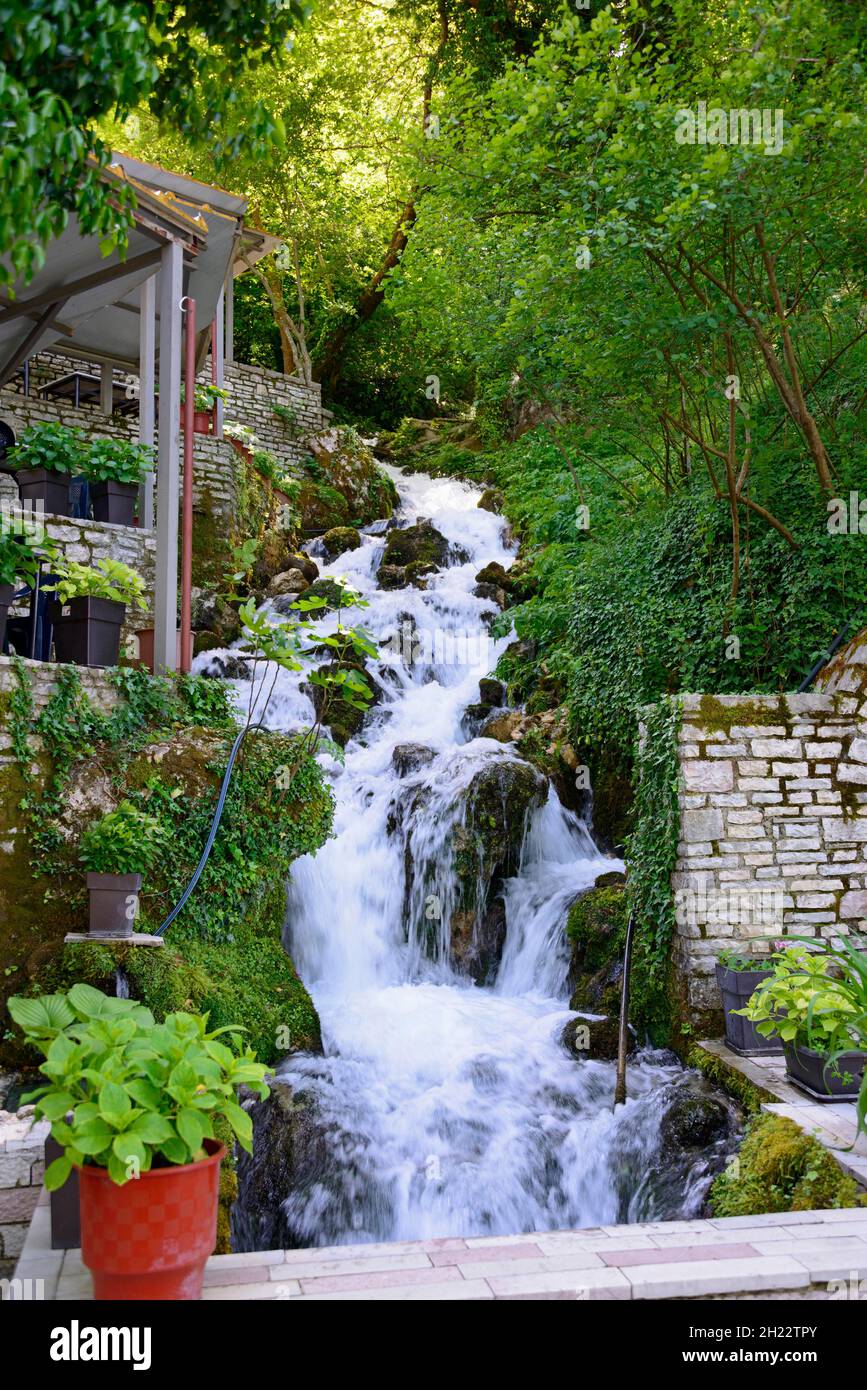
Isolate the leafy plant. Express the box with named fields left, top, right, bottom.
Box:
left=224, top=421, right=259, bottom=448
left=7, top=422, right=86, bottom=475
left=81, top=437, right=153, bottom=486
left=0, top=530, right=43, bottom=588
left=717, top=948, right=772, bottom=973
left=8, top=983, right=270, bottom=1188
left=183, top=383, right=230, bottom=412
left=736, top=946, right=861, bottom=1051
left=79, top=800, right=168, bottom=875
left=48, top=557, right=146, bottom=609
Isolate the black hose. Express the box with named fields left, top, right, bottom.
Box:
left=155, top=721, right=266, bottom=937
left=796, top=616, right=863, bottom=693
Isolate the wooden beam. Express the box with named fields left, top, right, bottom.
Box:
left=153, top=240, right=183, bottom=674
left=0, top=248, right=163, bottom=325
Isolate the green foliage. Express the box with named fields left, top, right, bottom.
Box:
left=737, top=945, right=862, bottom=1051
left=710, top=1113, right=859, bottom=1218
left=79, top=800, right=167, bottom=875
left=8, top=422, right=85, bottom=475
left=80, top=437, right=153, bottom=487
left=0, top=529, right=42, bottom=588
left=9, top=983, right=269, bottom=1188
left=624, top=697, right=683, bottom=1038
left=48, top=557, right=146, bottom=609
left=717, top=948, right=771, bottom=974
left=0, top=0, right=310, bottom=287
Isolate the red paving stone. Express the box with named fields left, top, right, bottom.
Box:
left=599, top=1243, right=758, bottom=1267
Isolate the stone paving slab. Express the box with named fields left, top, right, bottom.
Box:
left=11, top=1189, right=867, bottom=1301
left=696, top=1039, right=867, bottom=1189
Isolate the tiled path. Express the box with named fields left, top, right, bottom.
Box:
left=696, top=1040, right=867, bottom=1189
left=13, top=1190, right=867, bottom=1301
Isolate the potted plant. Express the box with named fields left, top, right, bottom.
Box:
left=7, top=422, right=85, bottom=517
left=736, top=944, right=867, bottom=1099
left=8, top=983, right=270, bottom=1300
left=80, top=801, right=167, bottom=936
left=81, top=438, right=153, bottom=526
left=183, top=384, right=229, bottom=434
left=0, top=530, right=41, bottom=648
left=47, top=557, right=146, bottom=668
left=715, top=948, right=782, bottom=1056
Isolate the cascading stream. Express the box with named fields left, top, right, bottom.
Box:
left=202, top=463, right=734, bottom=1248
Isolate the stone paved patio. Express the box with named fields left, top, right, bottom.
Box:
left=11, top=1190, right=867, bottom=1301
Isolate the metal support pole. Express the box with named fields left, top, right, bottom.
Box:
left=138, top=274, right=156, bottom=529
left=180, top=296, right=195, bottom=675
left=154, top=239, right=182, bottom=674
left=100, top=361, right=113, bottom=416
left=225, top=273, right=234, bottom=364
left=212, top=292, right=225, bottom=439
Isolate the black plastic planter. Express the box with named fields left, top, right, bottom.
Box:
left=87, top=872, right=141, bottom=936
left=0, top=582, right=14, bottom=649
left=90, top=480, right=137, bottom=527
left=49, top=596, right=125, bottom=668
left=15, top=467, right=71, bottom=517
left=716, top=961, right=782, bottom=1056
left=783, top=1041, right=866, bottom=1101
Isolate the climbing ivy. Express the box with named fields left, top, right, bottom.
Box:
left=625, top=696, right=683, bottom=1040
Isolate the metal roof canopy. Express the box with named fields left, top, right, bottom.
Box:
left=0, top=153, right=279, bottom=378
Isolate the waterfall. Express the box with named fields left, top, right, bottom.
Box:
left=200, top=462, right=736, bottom=1248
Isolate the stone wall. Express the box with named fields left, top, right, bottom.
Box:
left=202, top=357, right=328, bottom=469
left=0, top=1101, right=48, bottom=1279
left=671, top=691, right=867, bottom=1023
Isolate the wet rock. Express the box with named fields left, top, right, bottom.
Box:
left=478, top=677, right=506, bottom=706
left=567, top=885, right=628, bottom=1016
left=377, top=559, right=438, bottom=591
left=249, top=534, right=315, bottom=593
left=306, top=428, right=399, bottom=526
left=478, top=488, right=505, bottom=514
left=190, top=588, right=242, bottom=647
left=267, top=568, right=310, bottom=597
left=203, top=652, right=253, bottom=682
left=392, top=744, right=436, bottom=778
left=232, top=1081, right=330, bottom=1253
left=193, top=631, right=222, bottom=657
left=305, top=578, right=354, bottom=612
left=561, top=1015, right=634, bottom=1063
left=479, top=709, right=523, bottom=742
left=376, top=564, right=407, bottom=592
left=595, top=870, right=626, bottom=889
left=320, top=526, right=362, bottom=560
left=473, top=581, right=508, bottom=610
left=381, top=519, right=450, bottom=570
left=450, top=898, right=507, bottom=986
left=474, top=562, right=512, bottom=591
left=461, top=702, right=495, bottom=738
left=288, top=552, right=320, bottom=585
left=659, top=1093, right=730, bottom=1150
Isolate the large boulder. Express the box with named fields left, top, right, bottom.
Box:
left=306, top=428, right=399, bottom=526
left=376, top=520, right=454, bottom=591
left=561, top=1014, right=635, bottom=1063
left=392, top=744, right=436, bottom=778
left=232, top=1081, right=329, bottom=1253
left=478, top=487, right=504, bottom=514
left=566, top=885, right=629, bottom=1016
left=267, top=568, right=309, bottom=598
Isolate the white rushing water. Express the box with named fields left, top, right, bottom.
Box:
left=203, top=463, right=728, bottom=1246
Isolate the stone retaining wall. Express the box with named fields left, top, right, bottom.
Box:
left=0, top=1103, right=48, bottom=1279
left=671, top=691, right=867, bottom=1022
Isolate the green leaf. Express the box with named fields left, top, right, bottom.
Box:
left=176, top=1107, right=210, bottom=1153
left=43, top=1155, right=73, bottom=1192
left=224, top=1101, right=253, bottom=1150
left=98, top=1081, right=131, bottom=1126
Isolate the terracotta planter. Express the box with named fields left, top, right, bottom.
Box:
left=16, top=466, right=71, bottom=517
left=136, top=627, right=194, bottom=673
left=49, top=596, right=125, bottom=668
left=79, top=1139, right=225, bottom=1300
left=0, top=581, right=14, bottom=649
left=783, top=1041, right=867, bottom=1101
left=193, top=411, right=212, bottom=435
left=716, top=962, right=782, bottom=1057
left=90, top=480, right=137, bottom=527
left=87, top=871, right=141, bottom=936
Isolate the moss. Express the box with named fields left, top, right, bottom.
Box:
left=696, top=694, right=784, bottom=735
left=710, top=1113, right=861, bottom=1217
left=686, top=1045, right=775, bottom=1114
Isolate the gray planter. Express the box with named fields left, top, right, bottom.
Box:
left=716, top=961, right=782, bottom=1057
left=783, top=1041, right=866, bottom=1101
left=87, top=872, right=141, bottom=936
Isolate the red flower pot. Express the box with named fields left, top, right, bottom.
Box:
left=79, top=1138, right=225, bottom=1300
left=193, top=410, right=212, bottom=434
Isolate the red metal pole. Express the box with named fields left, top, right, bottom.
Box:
left=181, top=297, right=196, bottom=675
left=210, top=320, right=217, bottom=431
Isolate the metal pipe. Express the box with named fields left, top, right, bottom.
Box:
left=613, top=911, right=636, bottom=1107
left=796, top=617, right=861, bottom=692
left=180, top=295, right=195, bottom=674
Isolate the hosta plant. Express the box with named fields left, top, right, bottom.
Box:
left=49, top=557, right=147, bottom=609
left=736, top=945, right=861, bottom=1052
left=7, top=422, right=86, bottom=475
left=81, top=437, right=153, bottom=486
left=9, top=984, right=270, bottom=1188
left=79, top=801, right=168, bottom=875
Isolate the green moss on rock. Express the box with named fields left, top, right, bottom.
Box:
left=710, top=1113, right=861, bottom=1217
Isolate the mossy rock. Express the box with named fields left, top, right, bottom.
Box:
left=307, top=428, right=398, bottom=525
left=305, top=577, right=354, bottom=612
left=320, top=526, right=362, bottom=560
left=710, top=1113, right=861, bottom=1217
left=298, top=480, right=350, bottom=531
left=566, top=885, right=629, bottom=1016
left=478, top=488, right=505, bottom=514
left=380, top=521, right=450, bottom=570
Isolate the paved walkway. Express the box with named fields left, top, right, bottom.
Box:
left=696, top=1039, right=867, bottom=1190
left=13, top=1190, right=867, bottom=1301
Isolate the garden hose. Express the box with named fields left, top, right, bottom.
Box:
left=796, top=614, right=865, bottom=693
left=155, top=720, right=266, bottom=936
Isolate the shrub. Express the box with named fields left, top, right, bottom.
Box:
left=81, top=437, right=153, bottom=486
left=8, top=422, right=86, bottom=475
left=48, top=557, right=146, bottom=609
left=80, top=800, right=168, bottom=875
